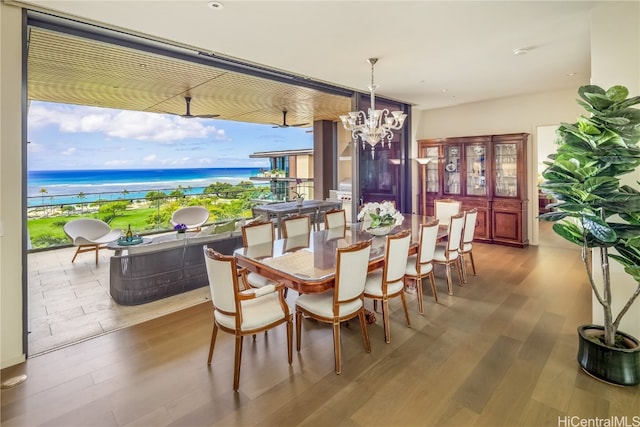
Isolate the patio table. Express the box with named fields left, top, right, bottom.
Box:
left=251, top=199, right=343, bottom=238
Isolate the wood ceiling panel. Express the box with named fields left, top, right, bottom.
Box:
left=27, top=27, right=351, bottom=126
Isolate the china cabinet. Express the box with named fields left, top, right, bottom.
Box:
left=417, top=133, right=528, bottom=247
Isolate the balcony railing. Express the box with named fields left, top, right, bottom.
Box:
left=27, top=182, right=314, bottom=250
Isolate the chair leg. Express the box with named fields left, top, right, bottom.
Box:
left=94, top=245, right=99, bottom=265
left=373, top=300, right=378, bottom=312
left=400, top=291, right=411, bottom=327
left=207, top=323, right=218, bottom=364
left=469, top=250, right=477, bottom=275
left=71, top=247, right=81, bottom=263
left=460, top=253, right=468, bottom=284
left=358, top=310, right=371, bottom=353
left=428, top=272, right=438, bottom=303
left=456, top=258, right=465, bottom=285
left=445, top=263, right=454, bottom=295
left=382, top=299, right=391, bottom=343
left=333, top=321, right=342, bottom=374
left=233, top=334, right=243, bottom=391
left=416, top=277, right=424, bottom=315
left=286, top=315, right=293, bottom=364
left=295, top=309, right=303, bottom=351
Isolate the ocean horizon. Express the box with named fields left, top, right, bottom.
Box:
left=27, top=167, right=264, bottom=207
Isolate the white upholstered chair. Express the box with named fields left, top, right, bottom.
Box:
left=295, top=240, right=372, bottom=374
left=324, top=208, right=346, bottom=230
left=364, top=229, right=412, bottom=343
left=404, top=220, right=440, bottom=314
left=433, top=212, right=465, bottom=295
left=241, top=220, right=277, bottom=289
left=434, top=198, right=461, bottom=225
left=460, top=208, right=479, bottom=282
left=281, top=214, right=311, bottom=238
left=170, top=206, right=209, bottom=231
left=63, top=218, right=122, bottom=264
left=203, top=247, right=292, bottom=391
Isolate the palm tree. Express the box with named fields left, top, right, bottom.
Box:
left=39, top=188, right=48, bottom=217
left=77, top=192, right=86, bottom=213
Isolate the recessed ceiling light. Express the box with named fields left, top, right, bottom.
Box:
left=513, top=48, right=529, bottom=56
left=567, top=72, right=577, bottom=77
left=208, top=1, right=224, bottom=10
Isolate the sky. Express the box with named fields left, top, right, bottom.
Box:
left=27, top=101, right=313, bottom=171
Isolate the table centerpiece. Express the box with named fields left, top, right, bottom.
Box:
left=358, top=201, right=404, bottom=236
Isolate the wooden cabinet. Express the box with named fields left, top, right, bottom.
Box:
left=417, top=133, right=529, bottom=247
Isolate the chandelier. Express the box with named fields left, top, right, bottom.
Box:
left=339, top=58, right=407, bottom=157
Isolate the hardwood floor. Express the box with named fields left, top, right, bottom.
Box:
left=3, top=232, right=639, bottom=426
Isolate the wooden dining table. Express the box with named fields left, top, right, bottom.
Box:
left=234, top=214, right=447, bottom=294
left=251, top=199, right=343, bottom=239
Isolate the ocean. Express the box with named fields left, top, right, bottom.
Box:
left=27, top=168, right=263, bottom=207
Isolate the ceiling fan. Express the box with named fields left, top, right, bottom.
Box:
left=271, top=110, right=309, bottom=128
left=174, top=96, right=219, bottom=119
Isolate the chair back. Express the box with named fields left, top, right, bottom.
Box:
left=434, top=199, right=461, bottom=224
left=417, top=221, right=440, bottom=266
left=446, top=212, right=465, bottom=255
left=325, top=209, right=346, bottom=230
left=171, top=206, right=210, bottom=228
left=282, top=215, right=311, bottom=238
left=63, top=218, right=111, bottom=241
left=242, top=220, right=274, bottom=246
left=334, top=240, right=372, bottom=305
left=383, top=229, right=412, bottom=284
left=203, top=248, right=239, bottom=315
left=462, top=208, right=478, bottom=245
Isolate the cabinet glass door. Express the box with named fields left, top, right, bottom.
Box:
left=444, top=145, right=461, bottom=195
left=466, top=144, right=486, bottom=196
left=494, top=143, right=518, bottom=197
left=424, top=146, right=439, bottom=193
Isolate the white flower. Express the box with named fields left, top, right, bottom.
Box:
left=358, top=201, right=404, bottom=227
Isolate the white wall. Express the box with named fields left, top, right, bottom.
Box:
left=590, top=1, right=640, bottom=338
left=412, top=88, right=586, bottom=244
left=1, top=2, right=26, bottom=368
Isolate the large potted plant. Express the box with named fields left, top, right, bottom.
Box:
left=539, top=85, right=640, bottom=385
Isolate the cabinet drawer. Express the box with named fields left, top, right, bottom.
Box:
left=493, top=200, right=521, bottom=210
left=462, top=199, right=489, bottom=209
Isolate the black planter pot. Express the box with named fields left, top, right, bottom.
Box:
left=577, top=325, right=640, bottom=386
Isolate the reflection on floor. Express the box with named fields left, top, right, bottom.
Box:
left=28, top=222, right=577, bottom=357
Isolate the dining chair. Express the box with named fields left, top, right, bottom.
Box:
left=364, top=229, right=412, bottom=343
left=434, top=198, right=461, bottom=225
left=324, top=208, right=346, bottom=230
left=460, top=208, right=478, bottom=282
left=404, top=220, right=440, bottom=314
left=241, top=220, right=277, bottom=289
left=295, top=240, right=372, bottom=374
left=281, top=214, right=311, bottom=238
left=433, top=212, right=465, bottom=295
left=203, top=247, right=292, bottom=391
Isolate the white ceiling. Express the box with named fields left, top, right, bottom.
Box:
left=14, top=0, right=599, bottom=111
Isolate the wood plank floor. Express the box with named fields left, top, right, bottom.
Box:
left=3, top=226, right=639, bottom=426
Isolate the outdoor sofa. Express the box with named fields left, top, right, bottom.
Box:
left=109, top=219, right=244, bottom=305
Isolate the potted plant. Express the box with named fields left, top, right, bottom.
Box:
left=539, top=85, right=640, bottom=385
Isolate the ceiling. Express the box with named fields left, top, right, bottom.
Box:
left=13, top=0, right=601, bottom=127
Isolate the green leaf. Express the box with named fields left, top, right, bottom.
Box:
left=583, top=92, right=615, bottom=110
left=582, top=216, right=616, bottom=243
left=606, top=85, right=629, bottom=102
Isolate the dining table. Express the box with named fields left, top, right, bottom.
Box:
left=233, top=214, right=447, bottom=294
left=251, top=199, right=343, bottom=239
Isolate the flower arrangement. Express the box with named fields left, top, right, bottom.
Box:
left=291, top=178, right=305, bottom=200
left=174, top=223, right=187, bottom=233
left=358, top=201, right=404, bottom=229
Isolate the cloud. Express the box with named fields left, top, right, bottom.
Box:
left=104, top=160, right=131, bottom=167
left=143, top=154, right=157, bottom=162
left=28, top=103, right=227, bottom=143
left=61, top=147, right=77, bottom=156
